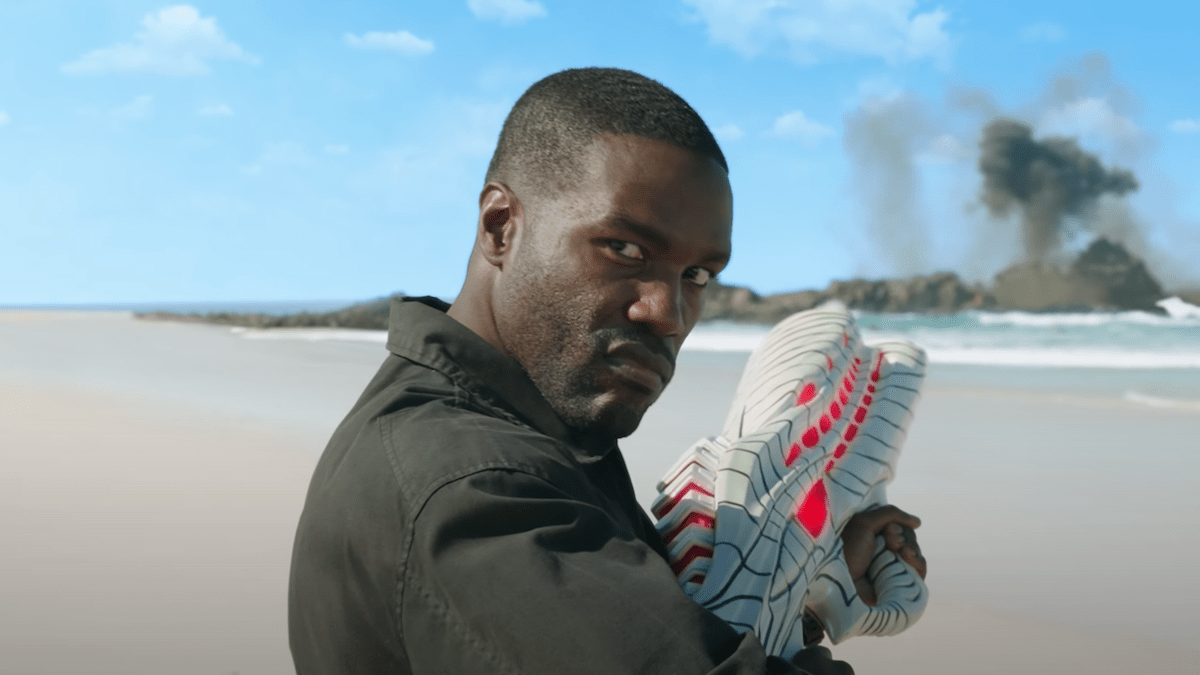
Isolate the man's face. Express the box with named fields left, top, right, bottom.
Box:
left=494, top=134, right=733, bottom=446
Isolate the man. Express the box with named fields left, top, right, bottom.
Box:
left=289, top=67, right=925, bottom=674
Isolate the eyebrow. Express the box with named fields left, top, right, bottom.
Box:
left=610, top=213, right=731, bottom=266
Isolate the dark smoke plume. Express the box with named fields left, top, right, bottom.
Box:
left=979, top=118, right=1139, bottom=263
left=843, top=94, right=933, bottom=275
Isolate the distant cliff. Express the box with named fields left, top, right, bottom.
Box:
left=705, top=239, right=1169, bottom=321
left=138, top=294, right=400, bottom=330
left=991, top=238, right=1165, bottom=312
left=702, top=272, right=993, bottom=322
left=1178, top=289, right=1200, bottom=306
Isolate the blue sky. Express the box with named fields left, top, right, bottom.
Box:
left=3, top=0, right=1199, bottom=305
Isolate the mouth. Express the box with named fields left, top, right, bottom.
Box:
left=604, top=342, right=675, bottom=396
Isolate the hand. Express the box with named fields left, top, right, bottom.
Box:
left=790, top=646, right=854, bottom=675
left=840, top=505, right=926, bottom=605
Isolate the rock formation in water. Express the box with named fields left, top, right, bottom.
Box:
left=705, top=240, right=1167, bottom=321
left=137, top=294, right=401, bottom=329
left=991, top=238, right=1164, bottom=312
left=702, top=272, right=993, bottom=322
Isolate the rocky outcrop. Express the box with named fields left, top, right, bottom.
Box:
left=823, top=274, right=995, bottom=314
left=137, top=294, right=402, bottom=330
left=705, top=240, right=1167, bottom=321
left=1176, top=289, right=1200, bottom=306
left=703, top=272, right=992, bottom=322
left=992, top=239, right=1165, bottom=312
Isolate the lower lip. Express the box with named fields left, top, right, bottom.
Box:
left=606, top=356, right=665, bottom=395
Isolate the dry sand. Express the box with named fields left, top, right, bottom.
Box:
left=3, top=311, right=1199, bottom=674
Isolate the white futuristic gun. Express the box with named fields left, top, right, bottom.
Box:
left=652, top=303, right=928, bottom=659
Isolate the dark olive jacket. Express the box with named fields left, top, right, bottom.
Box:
left=288, top=297, right=804, bottom=674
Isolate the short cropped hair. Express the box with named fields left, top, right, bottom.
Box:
left=485, top=68, right=727, bottom=196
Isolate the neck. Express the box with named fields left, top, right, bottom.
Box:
left=447, top=268, right=506, bottom=355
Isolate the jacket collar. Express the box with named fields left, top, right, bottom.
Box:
left=386, top=296, right=615, bottom=460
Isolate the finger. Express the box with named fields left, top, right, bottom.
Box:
left=897, top=524, right=920, bottom=556
left=855, top=505, right=921, bottom=536
left=903, top=549, right=927, bottom=579
left=899, top=542, right=928, bottom=579
left=883, top=524, right=927, bottom=578
left=884, top=522, right=904, bottom=551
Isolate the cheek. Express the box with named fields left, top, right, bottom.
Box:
left=681, top=287, right=705, bottom=327
left=549, top=291, right=607, bottom=348
left=505, top=243, right=637, bottom=341
left=500, top=271, right=588, bottom=355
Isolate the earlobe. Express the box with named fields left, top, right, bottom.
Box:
left=477, top=182, right=522, bottom=267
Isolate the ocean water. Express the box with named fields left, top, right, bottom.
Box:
left=228, top=296, right=1200, bottom=404
left=687, top=299, right=1200, bottom=364
left=684, top=297, right=1200, bottom=406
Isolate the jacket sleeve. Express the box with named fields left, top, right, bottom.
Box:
left=400, top=467, right=807, bottom=675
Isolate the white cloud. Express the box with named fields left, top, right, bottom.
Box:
left=853, top=76, right=906, bottom=104
left=62, top=5, right=257, bottom=76
left=1038, top=96, right=1142, bottom=145
left=772, top=110, right=834, bottom=145
left=345, top=30, right=434, bottom=56
left=683, top=0, right=954, bottom=66
left=0, top=110, right=9, bottom=126
left=325, top=144, right=350, bottom=155
left=467, top=0, right=547, bottom=25
left=198, top=103, right=233, bottom=117
left=111, top=95, right=153, bottom=122
left=242, top=141, right=312, bottom=176
left=712, top=123, right=744, bottom=142
left=1169, top=119, right=1200, bottom=134
left=1021, top=21, right=1066, bottom=42
left=917, top=133, right=970, bottom=164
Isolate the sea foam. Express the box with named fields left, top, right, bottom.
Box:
left=234, top=327, right=388, bottom=343
left=684, top=309, right=1200, bottom=369
left=230, top=308, right=1200, bottom=370
left=1123, top=390, right=1200, bottom=410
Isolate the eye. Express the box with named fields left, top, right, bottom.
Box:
left=684, top=266, right=714, bottom=287
left=607, top=240, right=645, bottom=261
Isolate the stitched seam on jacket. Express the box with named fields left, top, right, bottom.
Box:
left=405, top=559, right=522, bottom=675
left=379, top=413, right=414, bottom=654
left=410, top=462, right=560, bottom=525
left=453, top=382, right=531, bottom=432
left=407, top=469, right=722, bottom=674
left=381, top=411, right=561, bottom=657
left=385, top=452, right=566, bottom=672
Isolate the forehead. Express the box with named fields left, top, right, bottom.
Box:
left=576, top=133, right=733, bottom=251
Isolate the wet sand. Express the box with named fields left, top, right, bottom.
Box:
left=3, top=311, right=1198, bottom=674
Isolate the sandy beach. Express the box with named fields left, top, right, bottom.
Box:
left=3, top=310, right=1199, bottom=674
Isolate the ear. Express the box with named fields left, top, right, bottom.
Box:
left=476, top=181, right=524, bottom=268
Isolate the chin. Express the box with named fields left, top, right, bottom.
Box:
left=591, top=395, right=652, bottom=440
left=600, top=405, right=645, bottom=440
left=560, top=396, right=648, bottom=444
left=542, top=370, right=659, bottom=444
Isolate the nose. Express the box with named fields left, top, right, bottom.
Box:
left=627, top=278, right=686, bottom=338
